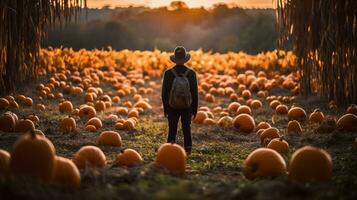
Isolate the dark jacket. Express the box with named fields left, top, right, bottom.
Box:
left=161, top=65, right=198, bottom=116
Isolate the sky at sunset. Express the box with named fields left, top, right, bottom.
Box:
left=87, top=0, right=274, bottom=9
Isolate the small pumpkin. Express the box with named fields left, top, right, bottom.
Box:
left=128, top=109, right=139, bottom=118
left=95, top=100, right=106, bottom=112
left=27, top=113, right=40, bottom=124
left=59, top=101, right=74, bottom=113
left=205, top=93, right=215, bottom=102
left=233, top=114, right=255, bottom=133
left=97, top=131, right=122, bottom=147
left=52, top=156, right=80, bottom=187
left=288, top=106, right=307, bottom=122
left=0, top=98, right=10, bottom=110
left=0, top=112, right=17, bottom=132
left=193, top=111, right=208, bottom=124
left=256, top=121, right=271, bottom=131
left=9, top=130, right=56, bottom=182
left=217, top=116, right=233, bottom=128
left=243, top=148, right=286, bottom=180
left=260, top=127, right=280, bottom=146
left=241, top=89, right=251, bottom=99
left=250, top=100, right=262, bottom=109
left=73, top=145, right=106, bottom=169
left=78, top=106, right=96, bottom=119
left=116, top=149, right=143, bottom=167
left=288, top=146, right=332, bottom=182
left=227, top=102, right=240, bottom=112
left=309, top=109, right=325, bottom=124
left=0, top=149, right=10, bottom=177
left=85, top=125, right=97, bottom=132
left=85, top=117, right=102, bottom=129
left=14, top=118, right=35, bottom=133
left=203, top=118, right=216, bottom=125
left=59, top=116, right=76, bottom=133
left=275, top=104, right=288, bottom=115
left=267, top=137, right=289, bottom=154
left=336, top=113, right=357, bottom=131
left=236, top=105, right=252, bottom=115
left=287, top=120, right=303, bottom=134
left=155, top=143, right=186, bottom=175
left=269, top=100, right=281, bottom=110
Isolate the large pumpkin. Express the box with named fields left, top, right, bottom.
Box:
left=9, top=131, right=56, bottom=182
left=52, top=156, right=81, bottom=187
left=233, top=114, right=255, bottom=133
left=73, top=145, right=106, bottom=169
left=288, top=146, right=332, bottom=182
left=155, top=143, right=186, bottom=175
left=97, top=131, right=122, bottom=147
left=116, top=149, right=143, bottom=168
left=243, top=148, right=286, bottom=180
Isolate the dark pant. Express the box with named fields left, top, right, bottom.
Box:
left=167, top=111, right=192, bottom=151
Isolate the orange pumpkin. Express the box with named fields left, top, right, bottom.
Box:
left=267, top=137, right=289, bottom=154
left=0, top=98, right=10, bottom=110
left=59, top=116, right=76, bottom=133
left=236, top=105, right=252, bottom=115
left=116, top=149, right=143, bottom=167
left=217, top=116, right=233, bottom=128
left=14, top=118, right=35, bottom=133
left=155, top=143, right=186, bottom=175
left=86, top=117, right=102, bottom=129
left=85, top=125, right=97, bottom=132
left=78, top=106, right=96, bottom=119
left=309, top=109, right=325, bottom=124
left=73, top=145, right=106, bottom=169
left=256, top=121, right=271, bottom=131
left=336, top=114, right=357, bottom=131
left=9, top=131, right=56, bottom=182
left=128, top=109, right=139, bottom=118
left=123, top=119, right=136, bottom=130
left=269, top=100, right=281, bottom=110
left=243, top=148, right=286, bottom=180
left=227, top=102, right=240, bottom=112
left=27, top=113, right=40, bottom=124
left=95, top=100, right=106, bottom=112
left=287, top=120, right=302, bottom=134
left=0, top=149, right=10, bottom=176
left=275, top=104, right=288, bottom=115
left=203, top=118, right=216, bottom=125
left=260, top=127, right=280, bottom=146
left=250, top=100, right=262, bottom=109
left=233, top=114, right=255, bottom=133
left=288, top=106, right=307, bottom=122
left=241, top=89, right=251, bottom=99
left=288, top=146, right=332, bottom=182
left=205, top=93, right=215, bottom=102
left=97, top=131, right=122, bottom=147
left=193, top=111, right=208, bottom=124
left=52, top=156, right=80, bottom=187
left=59, top=101, right=73, bottom=113
left=0, top=112, right=17, bottom=132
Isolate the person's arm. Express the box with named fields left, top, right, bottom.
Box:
left=190, top=71, right=198, bottom=117
left=161, top=70, right=169, bottom=117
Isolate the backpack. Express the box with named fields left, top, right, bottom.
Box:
left=169, top=68, right=192, bottom=109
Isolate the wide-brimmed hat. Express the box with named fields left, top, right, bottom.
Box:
left=170, top=46, right=191, bottom=64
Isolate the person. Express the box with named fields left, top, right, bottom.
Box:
left=161, top=46, right=198, bottom=155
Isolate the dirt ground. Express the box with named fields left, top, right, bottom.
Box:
left=0, top=73, right=357, bottom=200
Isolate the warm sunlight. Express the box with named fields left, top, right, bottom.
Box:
left=87, top=0, right=274, bottom=8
